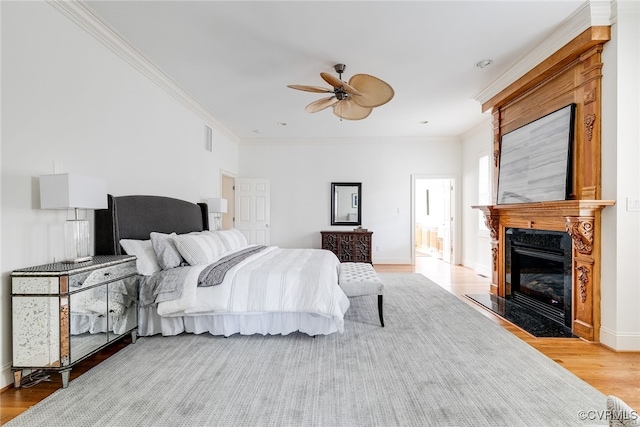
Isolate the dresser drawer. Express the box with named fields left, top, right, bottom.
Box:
left=70, top=261, right=136, bottom=289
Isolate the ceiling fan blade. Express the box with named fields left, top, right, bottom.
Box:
left=287, top=84, right=333, bottom=93
left=305, top=96, right=339, bottom=113
left=320, top=72, right=362, bottom=96
left=333, top=99, right=372, bottom=120
left=348, top=74, right=394, bottom=108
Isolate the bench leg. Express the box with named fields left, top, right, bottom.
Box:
left=378, top=295, right=384, bottom=327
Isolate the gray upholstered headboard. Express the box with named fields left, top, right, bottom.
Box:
left=95, top=194, right=209, bottom=255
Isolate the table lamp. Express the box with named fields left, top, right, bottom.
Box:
left=40, top=173, right=107, bottom=263
left=207, top=197, right=228, bottom=230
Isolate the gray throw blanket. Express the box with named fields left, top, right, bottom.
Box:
left=139, top=266, right=193, bottom=307
left=198, top=245, right=266, bottom=287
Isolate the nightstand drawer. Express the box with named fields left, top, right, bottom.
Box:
left=12, top=276, right=61, bottom=295
left=69, top=261, right=136, bottom=290
left=13, top=257, right=137, bottom=295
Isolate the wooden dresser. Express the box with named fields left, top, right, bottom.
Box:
left=321, top=231, right=373, bottom=263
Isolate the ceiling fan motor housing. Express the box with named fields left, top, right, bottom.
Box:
left=335, top=89, right=348, bottom=100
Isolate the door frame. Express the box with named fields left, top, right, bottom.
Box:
left=220, top=171, right=235, bottom=230
left=410, top=174, right=459, bottom=266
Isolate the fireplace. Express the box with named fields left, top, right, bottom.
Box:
left=504, top=228, right=573, bottom=328
left=472, top=200, right=614, bottom=341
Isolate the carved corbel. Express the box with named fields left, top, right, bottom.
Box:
left=484, top=215, right=499, bottom=241
left=584, top=113, right=596, bottom=142
left=576, top=265, right=590, bottom=303
left=493, top=149, right=500, bottom=168
left=566, top=217, right=594, bottom=255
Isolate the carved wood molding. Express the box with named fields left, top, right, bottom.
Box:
left=484, top=215, right=500, bottom=241
left=584, top=88, right=597, bottom=105
left=566, top=217, right=594, bottom=255
left=584, top=113, right=596, bottom=141
left=481, top=26, right=611, bottom=112
left=576, top=265, right=590, bottom=303
left=491, top=246, right=498, bottom=272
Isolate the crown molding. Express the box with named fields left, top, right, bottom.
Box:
left=473, top=1, right=612, bottom=108
left=47, top=0, right=240, bottom=145
left=239, top=136, right=459, bottom=146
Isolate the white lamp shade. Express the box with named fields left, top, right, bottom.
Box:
left=207, top=197, right=228, bottom=214
left=40, top=173, right=107, bottom=210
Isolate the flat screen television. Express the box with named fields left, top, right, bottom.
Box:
left=497, top=103, right=576, bottom=204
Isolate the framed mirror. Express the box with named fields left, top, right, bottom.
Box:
left=331, top=182, right=362, bottom=226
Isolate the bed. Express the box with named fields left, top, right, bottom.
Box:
left=95, top=194, right=350, bottom=337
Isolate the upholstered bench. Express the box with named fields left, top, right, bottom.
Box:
left=338, top=262, right=385, bottom=327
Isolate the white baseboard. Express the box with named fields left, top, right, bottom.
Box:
left=599, top=327, right=640, bottom=351
left=473, top=263, right=491, bottom=278
left=2, top=361, right=13, bottom=389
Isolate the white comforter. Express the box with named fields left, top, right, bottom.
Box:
left=156, top=247, right=350, bottom=332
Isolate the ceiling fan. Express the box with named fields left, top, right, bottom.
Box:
left=287, top=64, right=394, bottom=120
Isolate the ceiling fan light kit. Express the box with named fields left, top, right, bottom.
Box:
left=288, top=64, right=394, bottom=120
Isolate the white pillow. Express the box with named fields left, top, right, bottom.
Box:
left=172, top=231, right=227, bottom=266
left=210, top=229, right=248, bottom=252
left=119, top=239, right=161, bottom=276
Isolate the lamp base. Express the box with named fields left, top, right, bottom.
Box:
left=64, top=219, right=91, bottom=263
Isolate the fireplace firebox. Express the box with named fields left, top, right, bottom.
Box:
left=504, top=228, right=573, bottom=328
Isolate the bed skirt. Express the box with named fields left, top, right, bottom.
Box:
left=138, top=305, right=343, bottom=337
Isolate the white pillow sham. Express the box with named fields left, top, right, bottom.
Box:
left=210, top=229, right=248, bottom=252
left=119, top=239, right=161, bottom=276
left=172, top=231, right=227, bottom=266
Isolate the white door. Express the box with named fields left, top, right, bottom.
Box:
left=235, top=178, right=270, bottom=245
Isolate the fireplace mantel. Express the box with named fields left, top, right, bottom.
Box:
left=473, top=200, right=614, bottom=341
left=473, top=200, right=615, bottom=234
left=484, top=200, right=615, bottom=215
left=471, top=26, right=613, bottom=341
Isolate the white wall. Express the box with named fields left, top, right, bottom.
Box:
left=2, top=2, right=637, bottom=395
left=0, top=2, right=239, bottom=388
left=460, top=118, right=493, bottom=277
left=600, top=1, right=640, bottom=351
left=239, top=137, right=461, bottom=264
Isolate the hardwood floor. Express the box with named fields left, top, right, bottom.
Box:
left=2, top=256, right=638, bottom=423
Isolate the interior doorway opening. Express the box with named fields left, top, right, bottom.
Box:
left=412, top=176, right=455, bottom=265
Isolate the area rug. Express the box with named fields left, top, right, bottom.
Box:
left=7, top=273, right=608, bottom=426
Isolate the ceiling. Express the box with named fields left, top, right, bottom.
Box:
left=84, top=1, right=586, bottom=142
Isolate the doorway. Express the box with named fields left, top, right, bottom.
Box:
left=411, top=176, right=456, bottom=265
